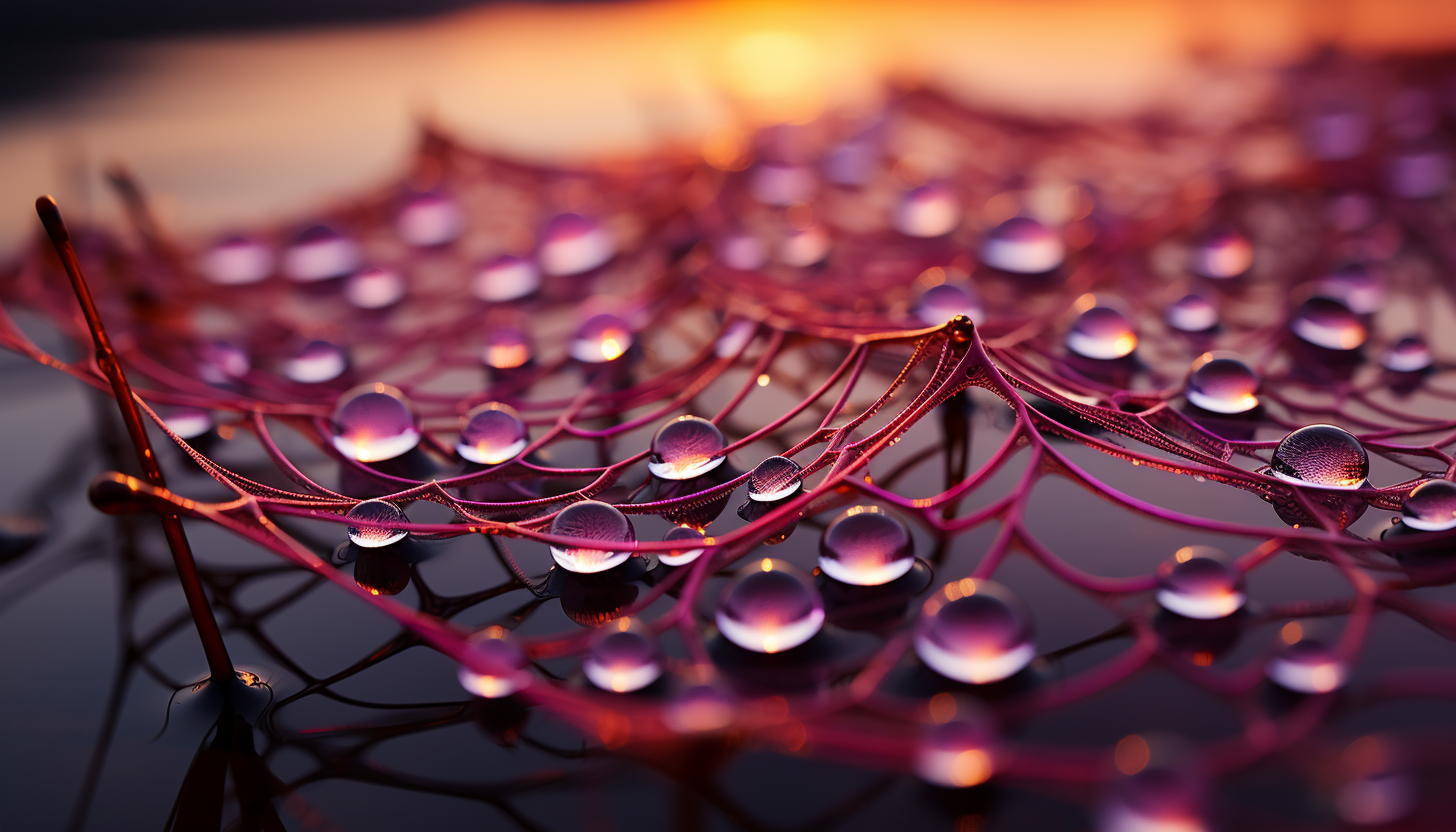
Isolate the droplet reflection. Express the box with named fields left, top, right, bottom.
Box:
left=980, top=217, right=1063, bottom=274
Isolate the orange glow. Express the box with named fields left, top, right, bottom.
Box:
left=1281, top=622, right=1303, bottom=644
left=599, top=336, right=626, bottom=361
left=1114, top=734, right=1150, bottom=775
left=928, top=692, right=957, bottom=723
left=948, top=749, right=993, bottom=787
left=757, top=373, right=771, bottom=386
left=487, top=343, right=530, bottom=369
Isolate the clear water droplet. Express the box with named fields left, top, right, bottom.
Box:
left=1067, top=305, right=1138, bottom=360
left=1402, top=479, right=1456, bottom=531
left=1189, top=226, right=1252, bottom=279
left=457, top=403, right=528, bottom=465
left=747, top=456, right=803, bottom=502
left=980, top=217, right=1064, bottom=274
left=715, top=558, right=825, bottom=653
left=457, top=626, right=531, bottom=698
left=661, top=526, right=707, bottom=566
left=714, top=319, right=759, bottom=358
left=539, top=214, right=614, bottom=276
left=570, top=314, right=634, bottom=363
left=1099, top=769, right=1209, bottom=832
left=1165, top=294, right=1218, bottom=333
left=284, top=340, right=348, bottom=384
left=648, top=416, right=726, bottom=480
left=777, top=223, right=830, bottom=267
left=1315, top=263, right=1384, bottom=314
left=344, top=267, right=406, bottom=310
left=915, top=283, right=984, bottom=327
left=1382, top=335, right=1432, bottom=372
left=472, top=255, right=542, bottom=302
left=198, top=340, right=250, bottom=385
left=1291, top=296, right=1367, bottom=350
left=549, top=501, right=635, bottom=574
left=894, top=182, right=961, bottom=238
left=749, top=162, right=816, bottom=206
left=1156, top=547, right=1245, bottom=619
left=1267, top=637, right=1348, bottom=693
left=818, top=505, right=914, bottom=586
left=915, top=714, right=996, bottom=788
left=396, top=191, right=462, bottom=247
left=330, top=383, right=421, bottom=463
left=718, top=233, right=768, bottom=271
left=1185, top=355, right=1259, bottom=414
left=583, top=618, right=662, bottom=693
left=1270, top=424, right=1368, bottom=489
left=915, top=579, right=1036, bottom=684
left=480, top=325, right=533, bottom=370
left=346, top=499, right=408, bottom=548
left=198, top=235, right=273, bottom=285
left=282, top=224, right=360, bottom=283
left=161, top=407, right=213, bottom=440
left=664, top=684, right=734, bottom=733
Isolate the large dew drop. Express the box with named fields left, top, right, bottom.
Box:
left=1270, top=424, right=1368, bottom=489
left=457, top=626, right=531, bottom=699
left=284, top=340, right=348, bottom=384
left=747, top=456, right=803, bottom=502
left=1402, top=479, right=1456, bottom=531
left=1156, top=546, right=1245, bottom=619
left=915, top=714, right=996, bottom=788
left=818, top=505, right=915, bottom=586
left=1165, top=294, right=1218, bottom=333
left=715, top=558, right=825, bottom=653
left=914, top=283, right=984, bottom=327
left=1267, top=635, right=1348, bottom=694
left=569, top=314, right=634, bottom=363
left=979, top=217, right=1064, bottom=274
left=1067, top=305, right=1138, bottom=360
left=915, top=579, right=1036, bottom=684
left=1382, top=335, right=1431, bottom=373
left=480, top=325, right=533, bottom=370
left=1185, top=355, right=1259, bottom=414
left=539, top=214, right=614, bottom=276
left=583, top=618, right=662, bottom=693
left=395, top=192, right=462, bottom=247
left=344, top=267, right=406, bottom=310
left=549, top=501, right=635, bottom=574
left=1290, top=296, right=1367, bottom=351
left=661, top=525, right=707, bottom=566
left=282, top=224, right=360, bottom=283
left=457, top=403, right=529, bottom=465
left=648, top=416, right=726, bottom=480
left=472, top=255, right=541, bottom=303
left=893, top=182, right=961, bottom=238
left=346, top=499, right=408, bottom=548
left=330, top=384, right=421, bottom=463
left=1189, top=225, right=1253, bottom=279
left=199, top=235, right=273, bottom=285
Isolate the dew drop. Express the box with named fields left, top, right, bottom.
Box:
left=282, top=224, right=360, bottom=283
left=284, top=340, right=348, bottom=384
left=1270, top=424, right=1368, bottom=489
left=648, top=416, right=726, bottom=480
left=346, top=499, right=408, bottom=548
left=344, top=267, right=406, bottom=310
left=1165, top=294, right=1218, bottom=333
left=718, top=233, right=768, bottom=271
left=161, top=407, right=213, bottom=440
left=1315, top=263, right=1384, bottom=314
left=1099, top=769, right=1209, bottom=832
left=914, top=579, right=1036, bottom=684
left=570, top=314, right=634, bottom=363
left=1382, top=335, right=1432, bottom=373
left=549, top=501, right=636, bottom=574
left=457, top=403, right=528, bottom=465
left=1189, top=225, right=1252, bottom=279
left=472, top=255, right=542, bottom=303
left=1290, top=296, right=1367, bottom=351
left=747, top=456, right=803, bottom=502
left=980, top=217, right=1064, bottom=274
left=915, top=715, right=996, bottom=788
left=1156, top=547, right=1245, bottom=619
left=1067, top=305, right=1138, bottom=360
left=198, top=235, right=273, bottom=285
left=583, top=618, right=663, bottom=693
left=661, top=525, right=707, bottom=566
left=539, top=213, right=614, bottom=276
left=457, top=626, right=531, bottom=698
left=749, top=162, right=816, bottom=206
left=715, top=558, right=825, bottom=653
left=1401, top=479, right=1456, bottom=531
left=915, top=283, right=984, bottom=327
left=330, top=383, right=421, bottom=463
left=664, top=684, right=734, bottom=733
left=396, top=191, right=462, bottom=247
left=777, top=223, right=830, bottom=267
left=480, top=325, right=533, bottom=370
left=1185, top=355, right=1259, bottom=414
left=1266, top=637, right=1348, bottom=693
left=893, top=182, right=961, bottom=238
left=818, top=505, right=914, bottom=586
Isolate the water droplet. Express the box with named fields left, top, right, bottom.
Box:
left=1156, top=547, right=1245, bottom=619
left=457, top=626, right=531, bottom=698
left=664, top=684, right=734, bottom=733
left=480, top=325, right=533, bottom=370
left=749, top=162, right=816, bottom=206
left=1099, top=769, right=1209, bottom=832
left=346, top=499, right=408, bottom=548
left=915, top=714, right=996, bottom=788
left=1267, top=637, right=1348, bottom=693
left=648, top=416, right=726, bottom=480
left=714, top=319, right=759, bottom=358
left=198, top=235, right=272, bottom=285
left=344, top=267, right=406, bottom=310
left=583, top=618, right=662, bottom=693
left=353, top=546, right=411, bottom=596
left=914, top=579, right=1036, bottom=684
left=282, top=224, right=360, bottom=283
left=330, top=384, right=421, bottom=463
left=715, top=558, right=825, bottom=653
left=198, top=340, right=250, bottom=385
left=161, top=407, right=213, bottom=440
left=818, top=505, right=914, bottom=586
left=457, top=403, right=528, bottom=465
left=718, top=233, right=768, bottom=271
left=539, top=214, right=614, bottom=276
left=549, top=501, right=636, bottom=574
left=284, top=340, right=348, bottom=384
left=1291, top=296, right=1367, bottom=350
left=747, top=456, right=803, bottom=502
left=396, top=192, right=462, bottom=247
left=1067, top=305, right=1138, bottom=360
left=472, top=255, right=541, bottom=302
left=570, top=314, right=634, bottom=363
left=893, top=182, right=961, bottom=238
left=1402, top=479, right=1456, bottom=531
left=560, top=573, right=639, bottom=627
left=1315, top=263, right=1384, bottom=314
left=915, top=283, right=984, bottom=327
left=980, top=217, right=1064, bottom=274
left=1388, top=145, right=1450, bottom=199
left=1382, top=335, right=1432, bottom=373
left=1189, top=226, right=1252, bottom=279
left=1165, top=294, right=1218, bottom=333
left=1185, top=355, right=1259, bottom=414
left=777, top=223, right=830, bottom=267
left=1270, top=424, right=1368, bottom=489
left=661, top=526, right=707, bottom=566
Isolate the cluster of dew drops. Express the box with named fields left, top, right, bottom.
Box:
left=11, top=51, right=1456, bottom=829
